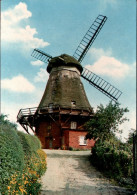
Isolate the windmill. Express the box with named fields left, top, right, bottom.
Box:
left=17, top=15, right=122, bottom=149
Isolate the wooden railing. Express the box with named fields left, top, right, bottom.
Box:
left=17, top=105, right=93, bottom=122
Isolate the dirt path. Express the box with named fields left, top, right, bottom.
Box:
left=40, top=149, right=134, bottom=195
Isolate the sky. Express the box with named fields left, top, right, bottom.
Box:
left=1, top=0, right=136, bottom=140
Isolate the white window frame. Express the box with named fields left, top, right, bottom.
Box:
left=48, top=103, right=53, bottom=113
left=70, top=121, right=77, bottom=129
left=71, top=101, right=76, bottom=107
left=79, top=136, right=87, bottom=145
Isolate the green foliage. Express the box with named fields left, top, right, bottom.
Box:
left=85, top=102, right=129, bottom=142
left=126, top=129, right=136, bottom=145
left=90, top=140, right=134, bottom=188
left=0, top=123, right=24, bottom=193
left=85, top=101, right=134, bottom=189
left=17, top=131, right=41, bottom=156
left=0, top=114, right=17, bottom=130
left=0, top=114, right=47, bottom=194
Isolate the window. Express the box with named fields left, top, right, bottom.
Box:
left=70, top=121, right=77, bottom=129
left=71, top=101, right=76, bottom=107
left=48, top=103, right=53, bottom=113
left=79, top=136, right=87, bottom=145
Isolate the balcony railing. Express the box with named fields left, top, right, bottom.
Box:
left=17, top=104, right=93, bottom=122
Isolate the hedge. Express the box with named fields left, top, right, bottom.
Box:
left=90, top=140, right=134, bottom=187
left=0, top=124, right=47, bottom=194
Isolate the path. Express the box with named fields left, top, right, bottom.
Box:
left=40, top=149, right=134, bottom=195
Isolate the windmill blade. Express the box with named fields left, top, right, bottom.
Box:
left=73, top=15, right=107, bottom=63
left=31, top=48, right=52, bottom=64
left=81, top=67, right=122, bottom=102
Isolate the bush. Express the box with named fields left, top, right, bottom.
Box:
left=0, top=126, right=24, bottom=193
left=0, top=116, right=47, bottom=194
left=17, top=131, right=41, bottom=157
left=90, top=140, right=134, bottom=187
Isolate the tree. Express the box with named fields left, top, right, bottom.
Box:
left=0, top=114, right=17, bottom=130
left=126, top=128, right=136, bottom=145
left=85, top=102, right=129, bottom=142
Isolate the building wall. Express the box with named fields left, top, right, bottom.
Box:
left=38, top=66, right=92, bottom=112
left=67, top=130, right=95, bottom=149
left=63, top=130, right=69, bottom=148
left=36, top=119, right=61, bottom=149
left=36, top=115, right=94, bottom=150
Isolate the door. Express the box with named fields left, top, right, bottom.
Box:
left=45, top=137, right=53, bottom=149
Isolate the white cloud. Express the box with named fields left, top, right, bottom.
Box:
left=130, top=62, right=136, bottom=78
left=3, top=2, right=32, bottom=24
left=31, top=60, right=44, bottom=66
left=34, top=68, right=49, bottom=82
left=1, top=75, right=35, bottom=93
left=1, top=2, right=49, bottom=49
left=86, top=56, right=130, bottom=79
left=86, top=48, right=135, bottom=79
left=119, top=110, right=136, bottom=141
left=89, top=47, right=112, bottom=61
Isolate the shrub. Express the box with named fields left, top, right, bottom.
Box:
left=17, top=131, right=41, bottom=157
left=90, top=140, right=134, bottom=187
left=0, top=116, right=47, bottom=194
left=0, top=126, right=24, bottom=193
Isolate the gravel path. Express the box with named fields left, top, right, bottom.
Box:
left=40, top=149, right=134, bottom=195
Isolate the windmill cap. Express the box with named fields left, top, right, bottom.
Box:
left=47, top=54, right=83, bottom=73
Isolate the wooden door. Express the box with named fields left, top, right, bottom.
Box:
left=45, top=137, right=53, bottom=149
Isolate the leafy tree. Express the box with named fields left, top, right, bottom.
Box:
left=126, top=128, right=136, bottom=145
left=85, top=102, right=129, bottom=142
left=0, top=114, right=17, bottom=130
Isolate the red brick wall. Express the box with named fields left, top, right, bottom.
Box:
left=36, top=120, right=61, bottom=149
left=63, top=130, right=69, bottom=148
left=36, top=121, right=47, bottom=148
left=35, top=116, right=94, bottom=150
left=67, top=131, right=95, bottom=149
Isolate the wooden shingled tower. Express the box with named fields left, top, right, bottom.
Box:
left=17, top=15, right=122, bottom=149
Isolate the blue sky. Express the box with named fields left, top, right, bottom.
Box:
left=1, top=0, right=136, bottom=140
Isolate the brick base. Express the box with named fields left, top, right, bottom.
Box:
left=64, top=130, right=95, bottom=149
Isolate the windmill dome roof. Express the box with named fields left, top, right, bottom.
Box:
left=47, top=54, right=83, bottom=73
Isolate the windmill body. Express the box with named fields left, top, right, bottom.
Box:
left=17, top=15, right=122, bottom=149
left=35, top=54, right=94, bottom=149
left=39, top=54, right=91, bottom=110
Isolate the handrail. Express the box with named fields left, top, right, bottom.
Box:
left=17, top=105, right=93, bottom=122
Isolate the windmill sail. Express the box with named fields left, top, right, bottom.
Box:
left=31, top=48, right=52, bottom=64
left=73, top=15, right=107, bottom=63
left=30, top=15, right=122, bottom=102
left=81, top=67, right=122, bottom=101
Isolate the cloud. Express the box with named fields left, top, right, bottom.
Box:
left=130, top=62, right=136, bottom=78
left=31, top=60, right=44, bottom=66
left=86, top=56, right=130, bottom=79
left=1, top=2, right=49, bottom=49
left=1, top=75, right=35, bottom=93
left=86, top=48, right=135, bottom=79
left=119, top=110, right=136, bottom=141
left=34, top=68, right=49, bottom=82
left=89, top=47, right=112, bottom=61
